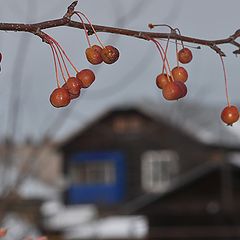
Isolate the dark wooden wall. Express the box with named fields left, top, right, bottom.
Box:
left=61, top=109, right=220, bottom=202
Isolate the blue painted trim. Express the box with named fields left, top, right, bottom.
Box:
left=67, top=151, right=125, bottom=204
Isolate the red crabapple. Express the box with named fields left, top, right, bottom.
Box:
left=172, top=66, right=188, bottom=82
left=63, top=82, right=81, bottom=100
left=0, top=228, right=7, bottom=237
left=156, top=73, right=172, bottom=89
left=85, top=45, right=103, bottom=65
left=162, top=81, right=182, bottom=100
left=76, top=69, right=95, bottom=88
left=221, top=105, right=239, bottom=125
left=101, top=45, right=119, bottom=64
left=174, top=80, right=187, bottom=98
left=50, top=87, right=70, bottom=108
left=178, top=47, right=193, bottom=64
left=65, top=77, right=82, bottom=95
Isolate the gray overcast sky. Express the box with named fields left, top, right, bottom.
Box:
left=1, top=0, right=240, bottom=142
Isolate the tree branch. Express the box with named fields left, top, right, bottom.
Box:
left=0, top=1, right=240, bottom=56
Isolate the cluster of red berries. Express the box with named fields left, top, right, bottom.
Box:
left=47, top=10, right=119, bottom=108
left=148, top=25, right=192, bottom=101
left=86, top=45, right=119, bottom=65
left=74, top=10, right=119, bottom=66
left=32, top=10, right=240, bottom=127
left=155, top=47, right=191, bottom=101
left=50, top=69, right=96, bottom=108
left=149, top=24, right=240, bottom=127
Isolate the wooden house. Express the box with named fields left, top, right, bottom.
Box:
left=132, top=160, right=240, bottom=239
left=59, top=102, right=240, bottom=207
left=57, top=102, right=240, bottom=239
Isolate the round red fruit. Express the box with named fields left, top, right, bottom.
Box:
left=162, top=81, right=182, bottom=101
left=76, top=69, right=95, bottom=88
left=174, top=80, right=187, bottom=98
left=65, top=77, right=82, bottom=95
left=63, top=82, right=81, bottom=100
left=156, top=73, right=172, bottom=89
left=85, top=45, right=103, bottom=65
left=221, top=105, right=239, bottom=125
left=178, top=47, right=193, bottom=64
left=101, top=45, right=119, bottom=64
left=0, top=228, right=7, bottom=237
left=172, top=66, right=188, bottom=82
left=50, top=87, right=70, bottom=108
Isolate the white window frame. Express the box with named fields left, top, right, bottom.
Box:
left=141, top=150, right=179, bottom=193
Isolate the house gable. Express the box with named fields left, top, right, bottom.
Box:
left=59, top=107, right=219, bottom=204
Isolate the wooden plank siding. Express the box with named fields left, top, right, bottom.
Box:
left=60, top=109, right=215, bottom=203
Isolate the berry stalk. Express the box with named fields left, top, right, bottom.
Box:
left=161, top=34, right=171, bottom=74
left=220, top=55, right=230, bottom=107
left=54, top=43, right=71, bottom=78
left=175, top=39, right=180, bottom=68
left=74, top=11, right=105, bottom=49
left=49, top=43, right=61, bottom=88
left=74, top=11, right=92, bottom=48
left=51, top=43, right=67, bottom=83
left=46, top=34, right=79, bottom=73
left=151, top=38, right=174, bottom=81
left=175, top=28, right=185, bottom=49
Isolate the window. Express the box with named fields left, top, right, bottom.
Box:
left=67, top=151, right=125, bottom=204
left=112, top=115, right=143, bottom=134
left=69, top=160, right=116, bottom=185
left=141, top=150, right=179, bottom=193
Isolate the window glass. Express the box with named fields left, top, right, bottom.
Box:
left=141, top=150, right=179, bottom=192
left=69, top=160, right=116, bottom=185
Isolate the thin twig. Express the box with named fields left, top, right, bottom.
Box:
left=0, top=2, right=240, bottom=56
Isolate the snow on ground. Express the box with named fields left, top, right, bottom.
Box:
left=18, top=177, right=60, bottom=200
left=64, top=216, right=148, bottom=240
left=41, top=200, right=148, bottom=239
left=1, top=213, right=40, bottom=240
left=41, top=201, right=98, bottom=230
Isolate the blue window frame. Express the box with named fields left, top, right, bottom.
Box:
left=67, top=151, right=125, bottom=204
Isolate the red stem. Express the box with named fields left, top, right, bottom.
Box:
left=49, top=43, right=60, bottom=88
left=75, top=11, right=105, bottom=48
left=148, top=23, right=174, bottom=32
left=74, top=12, right=91, bottom=48
left=175, top=28, right=185, bottom=49
left=151, top=38, right=174, bottom=81
left=152, top=39, right=169, bottom=74
left=47, top=34, right=79, bottom=73
left=220, top=55, right=230, bottom=107
left=52, top=43, right=67, bottom=83
left=144, top=35, right=168, bottom=75
left=161, top=35, right=170, bottom=73
left=54, top=42, right=71, bottom=78
left=175, top=39, right=180, bottom=68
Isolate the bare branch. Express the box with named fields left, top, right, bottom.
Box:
left=0, top=1, right=239, bottom=56
left=64, top=1, right=78, bottom=18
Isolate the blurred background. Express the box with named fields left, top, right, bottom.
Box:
left=1, top=0, right=240, bottom=239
